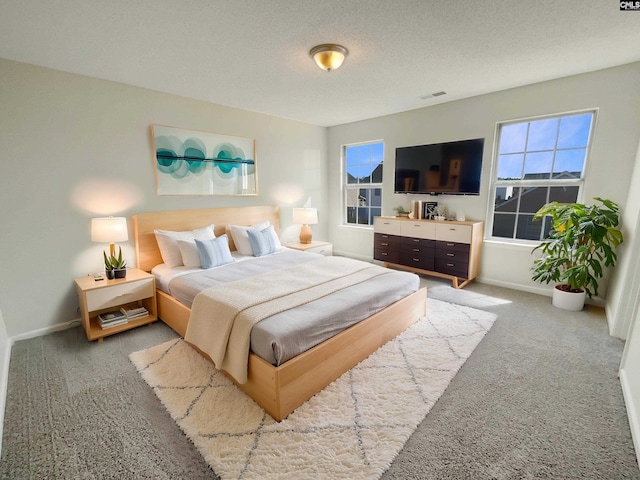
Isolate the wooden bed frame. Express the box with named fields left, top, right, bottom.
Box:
left=133, top=206, right=427, bottom=421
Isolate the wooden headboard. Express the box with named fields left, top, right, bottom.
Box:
left=132, top=206, right=280, bottom=272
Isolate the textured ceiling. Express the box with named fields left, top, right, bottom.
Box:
left=1, top=1, right=639, bottom=127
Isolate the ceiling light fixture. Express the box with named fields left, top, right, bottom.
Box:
left=309, top=44, right=348, bottom=72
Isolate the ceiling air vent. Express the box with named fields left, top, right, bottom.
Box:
left=419, top=91, right=447, bottom=100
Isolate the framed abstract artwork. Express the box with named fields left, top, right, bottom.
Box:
left=151, top=125, right=257, bottom=196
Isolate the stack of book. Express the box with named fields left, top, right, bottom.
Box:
left=120, top=304, right=149, bottom=320
left=97, top=310, right=128, bottom=329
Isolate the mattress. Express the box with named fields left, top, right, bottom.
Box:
left=156, top=249, right=420, bottom=366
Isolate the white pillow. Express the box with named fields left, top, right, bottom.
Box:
left=228, top=221, right=270, bottom=256
left=176, top=240, right=202, bottom=268
left=154, top=224, right=215, bottom=267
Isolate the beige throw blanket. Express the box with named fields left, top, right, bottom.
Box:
left=184, top=256, right=392, bottom=383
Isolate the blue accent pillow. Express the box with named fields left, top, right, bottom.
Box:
left=247, top=225, right=281, bottom=257
left=194, top=235, right=235, bottom=269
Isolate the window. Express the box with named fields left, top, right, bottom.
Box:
left=344, top=141, right=383, bottom=226
left=490, top=111, right=594, bottom=242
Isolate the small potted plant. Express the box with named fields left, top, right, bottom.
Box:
left=393, top=206, right=410, bottom=218
left=104, top=247, right=127, bottom=279
left=531, top=197, right=623, bottom=310
left=434, top=205, right=447, bottom=221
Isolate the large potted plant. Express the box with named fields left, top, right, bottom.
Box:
left=104, top=247, right=127, bottom=279
left=531, top=197, right=623, bottom=311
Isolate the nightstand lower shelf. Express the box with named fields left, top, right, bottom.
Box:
left=87, top=313, right=157, bottom=341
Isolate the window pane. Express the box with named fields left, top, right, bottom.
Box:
left=346, top=166, right=358, bottom=184
left=357, top=144, right=371, bottom=163
left=557, top=113, right=592, bottom=149
left=523, top=151, right=553, bottom=178
left=345, top=146, right=358, bottom=167
left=516, top=214, right=544, bottom=241
left=346, top=206, right=356, bottom=224
left=499, top=123, right=528, bottom=154
left=357, top=207, right=369, bottom=225
left=345, top=188, right=358, bottom=207
left=497, top=154, right=524, bottom=180
left=548, top=185, right=579, bottom=204
left=370, top=188, right=382, bottom=207
left=356, top=165, right=372, bottom=184
left=518, top=185, right=550, bottom=214
left=492, top=213, right=516, bottom=238
left=358, top=188, right=369, bottom=206
left=527, top=118, right=558, bottom=151
left=494, top=187, right=521, bottom=212
left=371, top=143, right=383, bottom=165
left=552, top=149, right=585, bottom=178
left=371, top=161, right=383, bottom=183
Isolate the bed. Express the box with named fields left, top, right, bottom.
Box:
left=133, top=206, right=427, bottom=421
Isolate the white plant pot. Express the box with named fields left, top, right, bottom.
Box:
left=552, top=285, right=586, bottom=311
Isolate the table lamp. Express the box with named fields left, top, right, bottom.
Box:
left=91, top=216, right=128, bottom=258
left=292, top=208, right=318, bottom=244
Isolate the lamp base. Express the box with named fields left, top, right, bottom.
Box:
left=299, top=225, right=313, bottom=244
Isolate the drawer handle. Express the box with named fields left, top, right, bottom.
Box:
left=447, top=263, right=455, bottom=267
left=382, top=235, right=389, bottom=238
left=116, top=292, right=133, bottom=297
left=381, top=243, right=389, bottom=246
left=449, top=228, right=456, bottom=231
left=413, top=258, right=420, bottom=262
left=412, top=239, right=420, bottom=242
left=446, top=243, right=455, bottom=246
left=413, top=248, right=420, bottom=252
left=447, top=253, right=455, bottom=257
left=381, top=252, right=388, bottom=256
left=383, top=222, right=391, bottom=225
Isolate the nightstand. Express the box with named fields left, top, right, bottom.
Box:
left=287, top=241, right=333, bottom=256
left=74, top=268, right=158, bottom=341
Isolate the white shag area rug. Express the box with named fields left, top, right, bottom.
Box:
left=130, top=298, right=496, bottom=480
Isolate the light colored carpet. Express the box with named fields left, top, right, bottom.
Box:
left=130, top=298, right=496, bottom=480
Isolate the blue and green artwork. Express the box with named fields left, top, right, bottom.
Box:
left=152, top=125, right=257, bottom=196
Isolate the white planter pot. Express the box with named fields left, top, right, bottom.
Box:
left=552, top=285, right=586, bottom=311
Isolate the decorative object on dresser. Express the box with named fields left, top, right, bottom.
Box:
left=393, top=205, right=410, bottom=218
left=531, top=197, right=623, bottom=311
left=286, top=241, right=333, bottom=256
left=91, top=216, right=129, bottom=279
left=374, top=216, right=484, bottom=289
left=292, top=207, right=318, bottom=244
left=74, top=268, right=158, bottom=341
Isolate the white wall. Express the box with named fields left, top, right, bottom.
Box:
left=327, top=62, right=640, bottom=303
left=0, top=58, right=327, bottom=337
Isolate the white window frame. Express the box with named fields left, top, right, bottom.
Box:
left=487, top=109, right=596, bottom=244
left=342, top=140, right=384, bottom=227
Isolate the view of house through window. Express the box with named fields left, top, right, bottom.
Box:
left=344, top=141, right=383, bottom=225
left=491, top=111, right=594, bottom=241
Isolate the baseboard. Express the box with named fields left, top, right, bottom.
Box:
left=10, top=318, right=81, bottom=344
left=619, top=368, right=640, bottom=471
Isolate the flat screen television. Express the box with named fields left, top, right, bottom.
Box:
left=394, top=138, right=484, bottom=195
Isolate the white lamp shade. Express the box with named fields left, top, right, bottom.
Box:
left=91, top=217, right=128, bottom=243
left=292, top=208, right=318, bottom=225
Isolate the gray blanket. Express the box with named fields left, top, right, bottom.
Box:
left=168, top=250, right=420, bottom=365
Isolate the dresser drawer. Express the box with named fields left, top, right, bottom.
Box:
left=435, top=223, right=472, bottom=243
left=373, top=217, right=401, bottom=235
left=436, top=240, right=470, bottom=255
left=374, top=248, right=400, bottom=264
left=86, top=278, right=154, bottom=311
left=400, top=221, right=436, bottom=239
left=435, top=258, right=469, bottom=279
left=401, top=236, right=435, bottom=248
left=374, top=233, right=401, bottom=249
left=435, top=248, right=470, bottom=263
left=401, top=251, right=435, bottom=271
